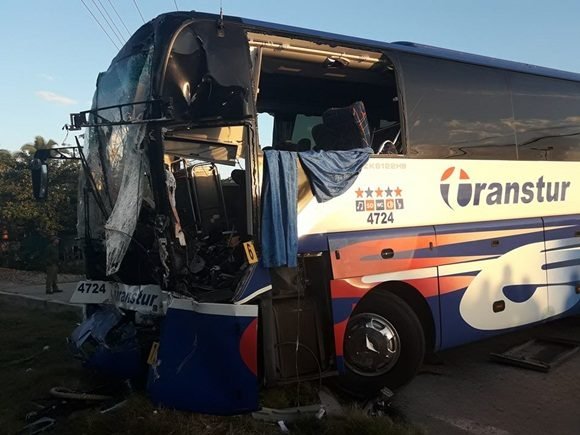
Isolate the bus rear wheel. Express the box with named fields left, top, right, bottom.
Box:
left=339, top=291, right=425, bottom=397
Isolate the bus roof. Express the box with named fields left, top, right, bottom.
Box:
left=233, top=15, right=580, bottom=83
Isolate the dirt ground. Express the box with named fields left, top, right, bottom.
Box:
left=394, top=316, right=580, bottom=435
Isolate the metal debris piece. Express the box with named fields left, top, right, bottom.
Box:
left=490, top=336, right=580, bottom=372
left=252, top=404, right=324, bottom=423
left=363, top=387, right=395, bottom=417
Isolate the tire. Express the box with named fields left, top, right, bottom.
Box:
left=339, top=291, right=425, bottom=397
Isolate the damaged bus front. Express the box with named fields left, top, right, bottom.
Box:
left=34, top=10, right=413, bottom=414
left=31, top=6, right=580, bottom=418
left=68, top=13, right=264, bottom=414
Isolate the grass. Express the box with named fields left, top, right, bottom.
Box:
left=0, top=301, right=423, bottom=435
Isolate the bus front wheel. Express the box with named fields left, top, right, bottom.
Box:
left=339, top=291, right=425, bottom=397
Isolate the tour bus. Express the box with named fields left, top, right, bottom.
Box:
left=32, top=11, right=580, bottom=415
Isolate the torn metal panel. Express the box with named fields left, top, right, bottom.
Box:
left=158, top=18, right=253, bottom=124
left=69, top=306, right=145, bottom=380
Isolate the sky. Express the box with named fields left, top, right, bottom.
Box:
left=1, top=0, right=580, bottom=151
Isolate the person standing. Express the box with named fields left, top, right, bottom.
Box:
left=45, top=236, right=62, bottom=294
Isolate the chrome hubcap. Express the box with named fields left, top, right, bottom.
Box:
left=344, top=313, right=401, bottom=376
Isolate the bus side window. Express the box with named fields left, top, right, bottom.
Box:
left=400, top=54, right=517, bottom=160
left=511, top=73, right=580, bottom=161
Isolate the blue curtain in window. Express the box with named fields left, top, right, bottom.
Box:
left=298, top=148, right=371, bottom=202
left=261, top=150, right=298, bottom=268
left=260, top=148, right=370, bottom=268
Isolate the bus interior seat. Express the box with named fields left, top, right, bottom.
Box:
left=312, top=101, right=371, bottom=151
left=179, top=163, right=228, bottom=234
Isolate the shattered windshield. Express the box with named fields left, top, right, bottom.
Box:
left=79, top=45, right=155, bottom=276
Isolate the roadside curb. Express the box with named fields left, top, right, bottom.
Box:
left=0, top=291, right=83, bottom=317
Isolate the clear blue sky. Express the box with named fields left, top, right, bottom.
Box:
left=1, top=0, right=579, bottom=151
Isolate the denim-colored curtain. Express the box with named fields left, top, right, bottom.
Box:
left=260, top=148, right=370, bottom=268
left=261, top=150, right=298, bottom=268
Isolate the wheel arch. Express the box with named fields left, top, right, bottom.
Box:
left=354, top=281, right=436, bottom=353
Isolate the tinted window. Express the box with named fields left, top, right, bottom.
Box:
left=399, top=54, right=517, bottom=159
left=511, top=73, right=580, bottom=161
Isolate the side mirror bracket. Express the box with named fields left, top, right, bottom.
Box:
left=30, top=158, right=49, bottom=200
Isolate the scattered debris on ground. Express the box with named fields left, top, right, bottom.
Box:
left=1, top=300, right=421, bottom=435
left=490, top=336, right=580, bottom=372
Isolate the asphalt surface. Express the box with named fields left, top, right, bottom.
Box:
left=0, top=269, right=81, bottom=313
left=394, top=316, right=580, bottom=434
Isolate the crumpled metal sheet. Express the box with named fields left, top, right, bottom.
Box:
left=70, top=306, right=124, bottom=351
left=69, top=306, right=144, bottom=380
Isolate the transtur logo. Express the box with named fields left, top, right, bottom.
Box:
left=439, top=167, right=571, bottom=209
left=440, top=167, right=470, bottom=209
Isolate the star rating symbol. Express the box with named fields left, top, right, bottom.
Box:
left=375, top=187, right=383, bottom=197
left=355, top=188, right=364, bottom=198
left=385, top=186, right=393, bottom=197
left=395, top=187, right=402, bottom=197
left=365, top=187, right=374, bottom=198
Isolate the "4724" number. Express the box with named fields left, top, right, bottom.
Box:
left=367, top=212, right=394, bottom=225
left=77, top=282, right=106, bottom=294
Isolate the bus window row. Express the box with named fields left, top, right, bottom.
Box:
left=398, top=53, right=580, bottom=161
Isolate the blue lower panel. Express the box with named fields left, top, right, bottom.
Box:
left=147, top=305, right=259, bottom=415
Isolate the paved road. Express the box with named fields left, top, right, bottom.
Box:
left=394, top=316, right=580, bottom=435
left=0, top=274, right=81, bottom=314
left=0, top=281, right=77, bottom=303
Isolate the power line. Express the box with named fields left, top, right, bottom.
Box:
left=79, top=0, right=120, bottom=50
left=132, top=0, right=146, bottom=24
left=107, top=0, right=132, bottom=39
left=97, top=0, right=126, bottom=44
left=173, top=0, right=179, bottom=11
left=91, top=0, right=125, bottom=46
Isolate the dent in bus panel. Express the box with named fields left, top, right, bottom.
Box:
left=399, top=54, right=517, bottom=159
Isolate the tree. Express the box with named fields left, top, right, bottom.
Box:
left=20, top=136, right=58, bottom=156
left=0, top=137, right=79, bottom=269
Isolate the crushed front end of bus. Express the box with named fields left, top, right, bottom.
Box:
left=60, top=10, right=405, bottom=415
left=67, top=13, right=264, bottom=415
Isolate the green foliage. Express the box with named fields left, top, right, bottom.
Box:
left=0, top=137, right=80, bottom=269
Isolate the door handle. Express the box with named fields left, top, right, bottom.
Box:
left=381, top=248, right=394, bottom=259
